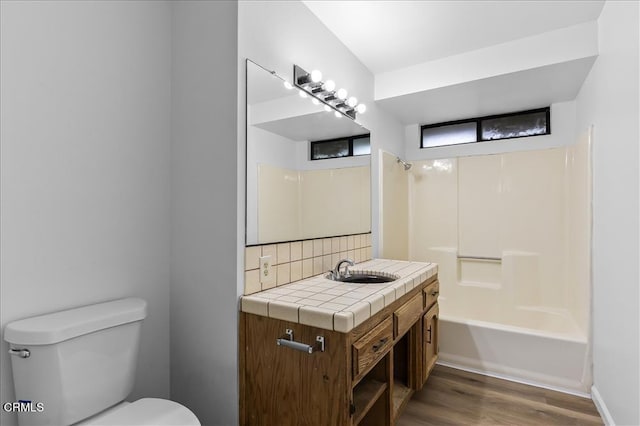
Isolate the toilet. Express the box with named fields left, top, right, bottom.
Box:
left=4, top=298, right=200, bottom=426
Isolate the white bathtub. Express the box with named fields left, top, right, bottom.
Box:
left=438, top=297, right=591, bottom=396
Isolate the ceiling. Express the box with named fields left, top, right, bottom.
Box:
left=303, top=0, right=604, bottom=75
left=302, top=1, right=604, bottom=125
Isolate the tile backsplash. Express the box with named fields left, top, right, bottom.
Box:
left=244, top=233, right=372, bottom=295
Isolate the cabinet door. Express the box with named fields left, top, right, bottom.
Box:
left=422, top=304, right=439, bottom=384
left=242, top=314, right=349, bottom=426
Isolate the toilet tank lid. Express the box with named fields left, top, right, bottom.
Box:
left=4, top=298, right=147, bottom=345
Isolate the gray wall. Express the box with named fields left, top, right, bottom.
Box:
left=0, top=2, right=172, bottom=425
left=170, top=2, right=239, bottom=425
left=576, top=1, right=639, bottom=424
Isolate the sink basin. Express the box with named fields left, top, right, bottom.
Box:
left=326, top=271, right=399, bottom=284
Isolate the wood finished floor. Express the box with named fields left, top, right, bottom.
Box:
left=396, top=365, right=602, bottom=426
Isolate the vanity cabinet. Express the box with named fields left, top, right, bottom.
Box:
left=239, top=274, right=439, bottom=426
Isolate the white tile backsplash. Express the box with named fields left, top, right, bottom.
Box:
left=245, top=246, right=260, bottom=271
left=302, top=258, right=313, bottom=278
left=276, top=263, right=290, bottom=286
left=243, top=233, right=372, bottom=295
left=323, top=238, right=332, bottom=255
left=244, top=269, right=261, bottom=295
left=277, top=243, right=290, bottom=264
left=290, top=260, right=302, bottom=282
left=291, top=241, right=302, bottom=261
left=313, top=256, right=324, bottom=276
left=303, top=240, right=313, bottom=259
left=313, top=239, right=323, bottom=257
left=261, top=244, right=277, bottom=264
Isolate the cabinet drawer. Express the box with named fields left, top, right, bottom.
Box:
left=352, top=316, right=393, bottom=377
left=423, top=281, right=440, bottom=309
left=393, top=293, right=423, bottom=338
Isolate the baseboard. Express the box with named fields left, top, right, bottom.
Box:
left=436, top=360, right=591, bottom=399
left=591, top=385, right=615, bottom=426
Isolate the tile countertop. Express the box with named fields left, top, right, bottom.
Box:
left=240, top=259, right=438, bottom=333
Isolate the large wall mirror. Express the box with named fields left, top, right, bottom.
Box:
left=246, top=59, right=371, bottom=246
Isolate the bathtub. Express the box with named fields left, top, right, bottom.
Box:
left=437, top=297, right=591, bottom=396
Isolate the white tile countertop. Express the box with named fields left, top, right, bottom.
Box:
left=240, top=259, right=438, bottom=333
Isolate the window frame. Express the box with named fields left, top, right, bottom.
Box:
left=310, top=133, right=371, bottom=161
left=420, top=107, right=551, bottom=149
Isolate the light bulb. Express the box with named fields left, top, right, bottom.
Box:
left=334, top=111, right=342, bottom=118
left=347, top=97, right=358, bottom=107
left=356, top=103, right=367, bottom=114
left=298, top=90, right=307, bottom=98
left=311, top=98, right=320, bottom=105
left=310, top=70, right=322, bottom=83
left=283, top=81, right=293, bottom=90
left=324, top=105, right=331, bottom=112
left=323, top=80, right=336, bottom=92
left=337, top=88, right=348, bottom=100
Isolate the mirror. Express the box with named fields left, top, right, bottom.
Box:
left=246, top=59, right=371, bottom=245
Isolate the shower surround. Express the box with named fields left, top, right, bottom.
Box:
left=407, top=133, right=591, bottom=393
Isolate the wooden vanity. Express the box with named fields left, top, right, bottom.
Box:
left=239, top=266, right=439, bottom=426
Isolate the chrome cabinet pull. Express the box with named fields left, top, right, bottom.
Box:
left=276, top=329, right=325, bottom=354
left=426, top=325, right=433, bottom=344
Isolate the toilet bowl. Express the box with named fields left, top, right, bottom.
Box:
left=77, top=399, right=199, bottom=426
left=4, top=298, right=200, bottom=426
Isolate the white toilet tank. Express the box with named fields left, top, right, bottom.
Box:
left=4, top=298, right=147, bottom=426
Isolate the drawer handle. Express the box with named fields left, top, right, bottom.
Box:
left=372, top=337, right=389, bottom=352
left=276, top=329, right=325, bottom=354
left=426, top=325, right=432, bottom=344
left=431, top=290, right=439, bottom=297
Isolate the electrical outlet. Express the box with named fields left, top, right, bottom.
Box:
left=259, top=255, right=274, bottom=285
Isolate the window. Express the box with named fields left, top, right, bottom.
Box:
left=310, top=134, right=371, bottom=160
left=421, top=107, right=550, bottom=148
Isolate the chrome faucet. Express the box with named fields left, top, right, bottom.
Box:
left=332, top=259, right=355, bottom=280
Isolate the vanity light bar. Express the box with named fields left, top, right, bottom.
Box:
left=293, top=65, right=366, bottom=120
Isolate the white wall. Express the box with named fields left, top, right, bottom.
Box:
left=370, top=110, right=406, bottom=257
left=575, top=2, right=639, bottom=424
left=0, top=2, right=172, bottom=425
left=170, top=2, right=239, bottom=425
left=239, top=0, right=404, bottom=256
left=380, top=151, right=409, bottom=260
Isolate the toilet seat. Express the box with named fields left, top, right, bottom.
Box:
left=80, top=398, right=200, bottom=426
